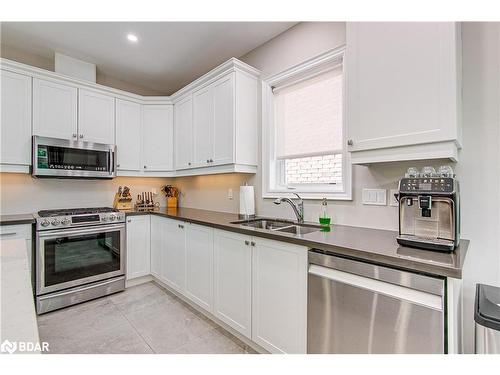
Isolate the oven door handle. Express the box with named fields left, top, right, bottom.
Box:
left=37, top=223, right=125, bottom=238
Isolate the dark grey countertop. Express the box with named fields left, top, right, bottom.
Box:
left=125, top=207, right=469, bottom=279
left=0, top=213, right=35, bottom=226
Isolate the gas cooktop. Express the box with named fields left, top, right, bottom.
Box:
left=38, top=207, right=118, bottom=217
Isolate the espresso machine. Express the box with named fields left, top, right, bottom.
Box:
left=397, top=166, right=460, bottom=252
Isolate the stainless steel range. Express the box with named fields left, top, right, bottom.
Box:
left=35, top=207, right=126, bottom=314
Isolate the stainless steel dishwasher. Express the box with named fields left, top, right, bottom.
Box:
left=308, top=250, right=446, bottom=354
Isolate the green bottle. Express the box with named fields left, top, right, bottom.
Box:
left=319, top=198, right=331, bottom=226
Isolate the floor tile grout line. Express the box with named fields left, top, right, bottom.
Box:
left=109, top=297, right=158, bottom=354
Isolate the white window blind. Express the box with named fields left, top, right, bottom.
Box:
left=274, top=66, right=343, bottom=160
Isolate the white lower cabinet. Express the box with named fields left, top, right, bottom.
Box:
left=185, top=223, right=214, bottom=312
left=161, top=218, right=186, bottom=292
left=146, top=217, right=308, bottom=353
left=150, top=215, right=164, bottom=279
left=213, top=229, right=252, bottom=339
left=126, top=215, right=151, bottom=280
left=252, top=238, right=308, bottom=354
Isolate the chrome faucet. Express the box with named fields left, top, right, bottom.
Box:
left=274, top=193, right=304, bottom=223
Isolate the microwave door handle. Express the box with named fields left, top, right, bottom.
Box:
left=109, top=149, right=115, bottom=175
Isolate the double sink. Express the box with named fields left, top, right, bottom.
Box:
left=231, top=218, right=323, bottom=236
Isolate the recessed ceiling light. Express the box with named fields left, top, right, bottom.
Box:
left=126, top=33, right=138, bottom=43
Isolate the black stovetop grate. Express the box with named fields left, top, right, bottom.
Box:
left=38, top=207, right=118, bottom=217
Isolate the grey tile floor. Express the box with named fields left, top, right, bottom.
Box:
left=37, top=282, right=256, bottom=354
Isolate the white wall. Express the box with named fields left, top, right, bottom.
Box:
left=0, top=173, right=172, bottom=214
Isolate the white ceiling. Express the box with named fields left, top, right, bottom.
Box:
left=0, top=22, right=296, bottom=94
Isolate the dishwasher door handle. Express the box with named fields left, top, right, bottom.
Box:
left=308, top=264, right=443, bottom=311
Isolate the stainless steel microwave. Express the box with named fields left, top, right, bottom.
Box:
left=32, top=136, right=116, bottom=179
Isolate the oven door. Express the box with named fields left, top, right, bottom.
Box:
left=36, top=223, right=125, bottom=295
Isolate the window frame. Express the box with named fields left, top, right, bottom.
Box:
left=261, top=47, right=352, bottom=200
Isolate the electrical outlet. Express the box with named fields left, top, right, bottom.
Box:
left=389, top=189, right=399, bottom=207
left=362, top=189, right=387, bottom=206
left=228, top=188, right=233, bottom=200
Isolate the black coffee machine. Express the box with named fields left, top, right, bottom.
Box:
left=396, top=166, right=460, bottom=252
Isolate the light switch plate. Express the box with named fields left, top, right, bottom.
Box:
left=362, top=189, right=387, bottom=206
left=389, top=189, right=399, bottom=206
left=228, top=188, right=233, bottom=200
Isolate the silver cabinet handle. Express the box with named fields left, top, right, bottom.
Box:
left=127, top=219, right=131, bottom=223
left=72, top=133, right=77, bottom=138
left=0, top=232, right=17, bottom=237
left=209, top=158, right=213, bottom=163
left=347, top=139, right=353, bottom=146
left=188, top=162, right=191, bottom=166
left=117, top=164, right=120, bottom=168
left=144, top=165, right=147, bottom=169
left=79, top=134, right=84, bottom=139
left=251, top=241, right=256, bottom=247
left=244, top=240, right=250, bottom=246
left=178, top=224, right=184, bottom=229
left=206, top=159, right=210, bottom=163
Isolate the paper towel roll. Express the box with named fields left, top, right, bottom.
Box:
left=239, top=185, right=255, bottom=216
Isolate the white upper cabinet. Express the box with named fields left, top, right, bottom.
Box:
left=172, top=59, right=259, bottom=175
left=185, top=223, right=214, bottom=312
left=33, top=78, right=78, bottom=140
left=115, top=99, right=142, bottom=171
left=142, top=105, right=174, bottom=172
left=193, top=85, right=213, bottom=167
left=212, top=73, right=235, bottom=166
left=346, top=22, right=462, bottom=164
left=0, top=70, right=32, bottom=169
left=78, top=89, right=115, bottom=144
left=174, top=95, right=193, bottom=170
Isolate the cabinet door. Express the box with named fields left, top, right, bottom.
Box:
left=150, top=215, right=164, bottom=279
left=162, top=218, right=186, bottom=292
left=252, top=238, right=308, bottom=353
left=346, top=22, right=460, bottom=152
left=142, top=105, right=174, bottom=171
left=212, top=74, right=234, bottom=166
left=185, top=223, right=214, bottom=312
left=78, top=89, right=115, bottom=144
left=115, top=99, right=142, bottom=171
left=33, top=78, right=77, bottom=139
left=0, top=70, right=32, bottom=166
left=126, top=215, right=151, bottom=280
left=174, top=96, right=193, bottom=170
left=213, top=229, right=252, bottom=339
left=192, top=85, right=213, bottom=167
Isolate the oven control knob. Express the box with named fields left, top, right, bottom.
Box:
left=40, top=219, right=50, bottom=227
left=108, top=214, right=116, bottom=221
left=51, top=219, right=60, bottom=226
left=61, top=218, right=71, bottom=225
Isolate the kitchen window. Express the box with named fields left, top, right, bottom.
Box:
left=262, top=47, right=351, bottom=200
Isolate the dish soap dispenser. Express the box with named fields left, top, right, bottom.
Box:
left=319, top=198, right=331, bottom=226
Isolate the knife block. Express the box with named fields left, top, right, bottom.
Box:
left=113, top=193, right=133, bottom=210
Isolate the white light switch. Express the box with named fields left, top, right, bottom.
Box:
left=362, top=189, right=387, bottom=206
left=228, top=188, right=233, bottom=200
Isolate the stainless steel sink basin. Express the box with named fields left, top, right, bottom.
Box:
left=231, top=218, right=322, bottom=236
left=231, top=218, right=294, bottom=230
left=275, top=225, right=321, bottom=235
